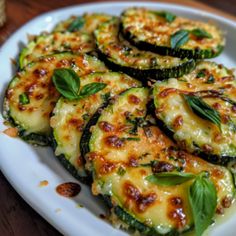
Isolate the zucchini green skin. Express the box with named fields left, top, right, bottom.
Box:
left=102, top=195, right=185, bottom=236
left=3, top=52, right=108, bottom=146
left=80, top=106, right=104, bottom=162
left=53, top=13, right=112, bottom=33
left=122, top=29, right=224, bottom=59
left=113, top=206, right=184, bottom=236
left=19, top=32, right=95, bottom=69
left=121, top=8, right=225, bottom=59
left=153, top=61, right=236, bottom=163
left=51, top=72, right=141, bottom=182
left=82, top=87, right=234, bottom=235
left=51, top=135, right=92, bottom=184
left=97, top=50, right=195, bottom=82
left=95, top=18, right=195, bottom=81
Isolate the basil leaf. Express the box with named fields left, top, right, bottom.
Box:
left=79, top=82, right=107, bottom=98
left=52, top=68, right=80, bottom=100
left=146, top=172, right=196, bottom=186
left=191, top=28, right=212, bottom=39
left=154, top=11, right=176, bottom=23
left=170, top=30, right=189, bottom=49
left=19, top=93, right=30, bottom=105
left=183, top=94, right=221, bottom=130
left=67, top=16, right=85, bottom=32
left=189, top=173, right=217, bottom=236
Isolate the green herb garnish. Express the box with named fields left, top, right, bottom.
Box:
left=191, top=28, right=212, bottom=39
left=52, top=68, right=106, bottom=100
left=146, top=172, right=196, bottom=186
left=170, top=27, right=212, bottom=49
left=196, top=70, right=206, bottom=78
left=146, top=170, right=217, bottom=236
left=154, top=11, right=176, bottom=23
left=170, top=29, right=189, bottom=49
left=117, top=166, right=126, bottom=176
left=67, top=16, right=85, bottom=32
left=189, top=172, right=217, bottom=236
left=126, top=116, right=147, bottom=135
left=19, top=93, right=30, bottom=105
left=121, top=137, right=141, bottom=141
left=79, top=82, right=107, bottom=98
left=52, top=68, right=80, bottom=100
left=183, top=94, right=221, bottom=130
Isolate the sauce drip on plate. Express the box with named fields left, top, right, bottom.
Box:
left=56, top=182, right=81, bottom=197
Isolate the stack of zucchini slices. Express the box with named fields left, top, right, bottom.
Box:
left=3, top=7, right=236, bottom=236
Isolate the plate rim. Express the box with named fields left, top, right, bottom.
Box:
left=0, top=2, right=236, bottom=236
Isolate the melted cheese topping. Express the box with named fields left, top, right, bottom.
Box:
left=51, top=72, right=141, bottom=176
left=53, top=13, right=113, bottom=33
left=5, top=53, right=107, bottom=135
left=88, top=88, right=234, bottom=233
left=95, top=17, right=187, bottom=69
left=154, top=61, right=236, bottom=157
left=20, top=32, right=95, bottom=68
left=122, top=8, right=224, bottom=51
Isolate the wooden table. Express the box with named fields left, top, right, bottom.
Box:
left=0, top=1, right=235, bottom=235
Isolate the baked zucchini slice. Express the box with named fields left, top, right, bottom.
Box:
left=3, top=52, right=107, bottom=145
left=153, top=61, right=236, bottom=163
left=83, top=87, right=234, bottom=235
left=19, top=32, right=95, bottom=69
left=51, top=72, right=141, bottom=181
left=121, top=8, right=224, bottom=59
left=53, top=13, right=112, bottom=33
left=95, top=17, right=195, bottom=81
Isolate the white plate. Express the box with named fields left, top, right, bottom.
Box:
left=0, top=2, right=236, bottom=236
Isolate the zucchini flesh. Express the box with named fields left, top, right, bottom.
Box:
left=19, top=32, right=95, bottom=69
left=121, top=8, right=224, bottom=59
left=53, top=13, right=112, bottom=33
left=153, top=61, right=236, bottom=162
left=51, top=72, right=141, bottom=181
left=3, top=52, right=108, bottom=145
left=84, top=87, right=234, bottom=235
left=95, top=18, right=195, bottom=80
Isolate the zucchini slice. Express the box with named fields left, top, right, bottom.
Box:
left=83, top=87, right=234, bottom=235
left=121, top=8, right=225, bottom=59
left=19, top=32, right=95, bottom=69
left=51, top=72, right=141, bottom=181
left=53, top=13, right=112, bottom=33
left=153, top=61, right=236, bottom=163
left=3, top=52, right=108, bottom=145
left=95, top=18, right=195, bottom=81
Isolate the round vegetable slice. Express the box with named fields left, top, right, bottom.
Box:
left=153, top=61, right=236, bottom=163
left=82, top=87, right=234, bottom=235
left=51, top=72, right=141, bottom=182
left=3, top=52, right=108, bottom=145
left=95, top=17, right=195, bottom=81
left=121, top=8, right=225, bottom=59
left=19, top=32, right=95, bottom=68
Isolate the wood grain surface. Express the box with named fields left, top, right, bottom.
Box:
left=0, top=1, right=235, bottom=235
